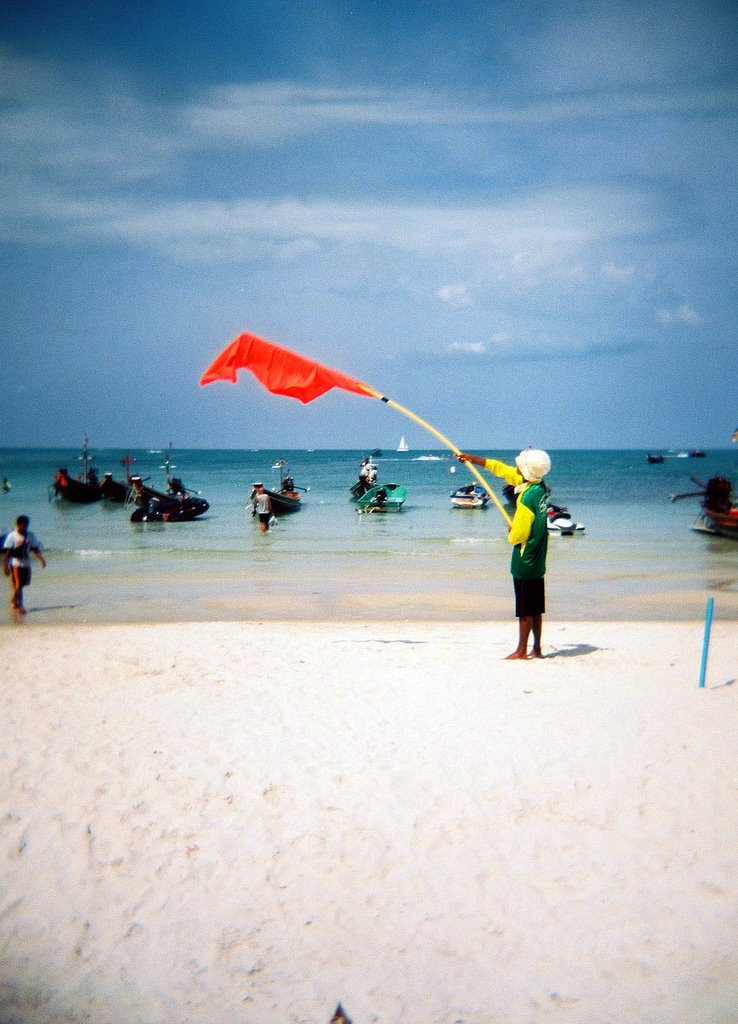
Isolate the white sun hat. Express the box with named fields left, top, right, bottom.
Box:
left=515, top=448, right=551, bottom=482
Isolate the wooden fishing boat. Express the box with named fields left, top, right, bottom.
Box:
left=356, top=482, right=407, bottom=513
left=691, top=475, right=738, bottom=539
left=249, top=459, right=306, bottom=515
left=128, top=452, right=210, bottom=523
left=450, top=484, right=489, bottom=509
left=695, top=508, right=738, bottom=539
left=50, top=438, right=102, bottom=503
left=100, top=450, right=138, bottom=502
left=99, top=472, right=129, bottom=502
left=51, top=467, right=102, bottom=503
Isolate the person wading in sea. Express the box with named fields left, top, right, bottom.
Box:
left=252, top=484, right=273, bottom=533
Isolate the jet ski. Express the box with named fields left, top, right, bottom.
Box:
left=547, top=503, right=585, bottom=535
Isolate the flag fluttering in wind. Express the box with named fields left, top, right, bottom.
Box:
left=200, top=330, right=512, bottom=525
left=199, top=331, right=376, bottom=403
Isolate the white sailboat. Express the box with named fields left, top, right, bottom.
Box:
left=396, top=435, right=409, bottom=452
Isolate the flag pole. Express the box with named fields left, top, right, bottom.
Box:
left=199, top=330, right=513, bottom=527
left=359, top=385, right=513, bottom=527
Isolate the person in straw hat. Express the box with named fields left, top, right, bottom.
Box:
left=456, top=447, right=551, bottom=659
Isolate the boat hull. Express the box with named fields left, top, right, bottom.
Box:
left=267, top=489, right=301, bottom=514
left=356, top=483, right=407, bottom=512
left=131, top=495, right=209, bottom=522
left=51, top=473, right=102, bottom=504
left=99, top=476, right=129, bottom=502
left=451, top=485, right=489, bottom=509
left=694, top=509, right=738, bottom=539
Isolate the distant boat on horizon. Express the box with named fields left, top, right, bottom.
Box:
left=397, top=436, right=409, bottom=452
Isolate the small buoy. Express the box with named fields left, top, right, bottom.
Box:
left=450, top=465, right=456, bottom=473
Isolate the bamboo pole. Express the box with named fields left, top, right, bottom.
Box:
left=358, top=385, right=513, bottom=527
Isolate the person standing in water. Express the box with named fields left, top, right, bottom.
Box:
left=252, top=484, right=273, bottom=533
left=456, top=448, right=551, bottom=659
left=3, top=514, right=47, bottom=615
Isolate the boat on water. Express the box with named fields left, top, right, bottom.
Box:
left=350, top=456, right=379, bottom=500
left=647, top=453, right=665, bottom=464
left=130, top=491, right=210, bottom=523
left=51, top=440, right=134, bottom=504
left=356, top=482, right=408, bottom=513
left=51, top=466, right=102, bottom=504
left=396, top=436, right=409, bottom=452
left=128, top=475, right=209, bottom=523
left=50, top=438, right=104, bottom=503
left=98, top=451, right=138, bottom=503
left=98, top=472, right=129, bottom=502
left=128, top=451, right=209, bottom=522
left=547, top=503, right=585, bottom=535
left=450, top=484, right=489, bottom=509
left=249, top=459, right=306, bottom=515
left=691, top=476, right=738, bottom=539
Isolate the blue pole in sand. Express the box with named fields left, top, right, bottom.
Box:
left=698, top=596, right=714, bottom=689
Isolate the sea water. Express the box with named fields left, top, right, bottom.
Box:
left=0, top=447, right=736, bottom=623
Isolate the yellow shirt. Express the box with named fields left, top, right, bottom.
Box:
left=483, top=458, right=535, bottom=547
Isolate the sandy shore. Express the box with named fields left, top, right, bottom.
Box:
left=1, top=619, right=736, bottom=1024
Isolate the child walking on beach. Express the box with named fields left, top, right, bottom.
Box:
left=456, top=448, right=551, bottom=659
left=3, top=515, right=47, bottom=615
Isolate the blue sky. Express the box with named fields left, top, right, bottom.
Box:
left=2, top=0, right=736, bottom=450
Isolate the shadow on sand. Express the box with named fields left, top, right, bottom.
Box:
left=26, top=605, right=82, bottom=614
left=546, top=643, right=603, bottom=658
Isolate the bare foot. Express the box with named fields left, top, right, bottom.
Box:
left=505, top=651, right=529, bottom=660
left=530, top=649, right=545, bottom=659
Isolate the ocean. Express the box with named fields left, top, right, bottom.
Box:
left=1, top=447, right=736, bottom=624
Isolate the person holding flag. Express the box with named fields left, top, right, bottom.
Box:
left=456, top=448, right=551, bottom=660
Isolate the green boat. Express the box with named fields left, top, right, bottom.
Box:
left=356, top=482, right=408, bottom=513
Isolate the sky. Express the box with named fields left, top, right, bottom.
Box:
left=1, top=0, right=737, bottom=451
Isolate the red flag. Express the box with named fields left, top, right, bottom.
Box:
left=199, top=328, right=513, bottom=525
left=199, top=331, right=375, bottom=404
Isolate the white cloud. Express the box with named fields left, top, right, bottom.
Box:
left=437, top=284, right=470, bottom=307
left=0, top=186, right=663, bottom=265
left=449, top=341, right=487, bottom=354
left=657, top=304, right=701, bottom=326
left=182, top=80, right=738, bottom=145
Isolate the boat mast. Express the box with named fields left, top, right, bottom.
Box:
left=79, top=435, right=95, bottom=483
left=120, top=449, right=136, bottom=484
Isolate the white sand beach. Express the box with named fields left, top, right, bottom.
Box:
left=1, top=619, right=736, bottom=1024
